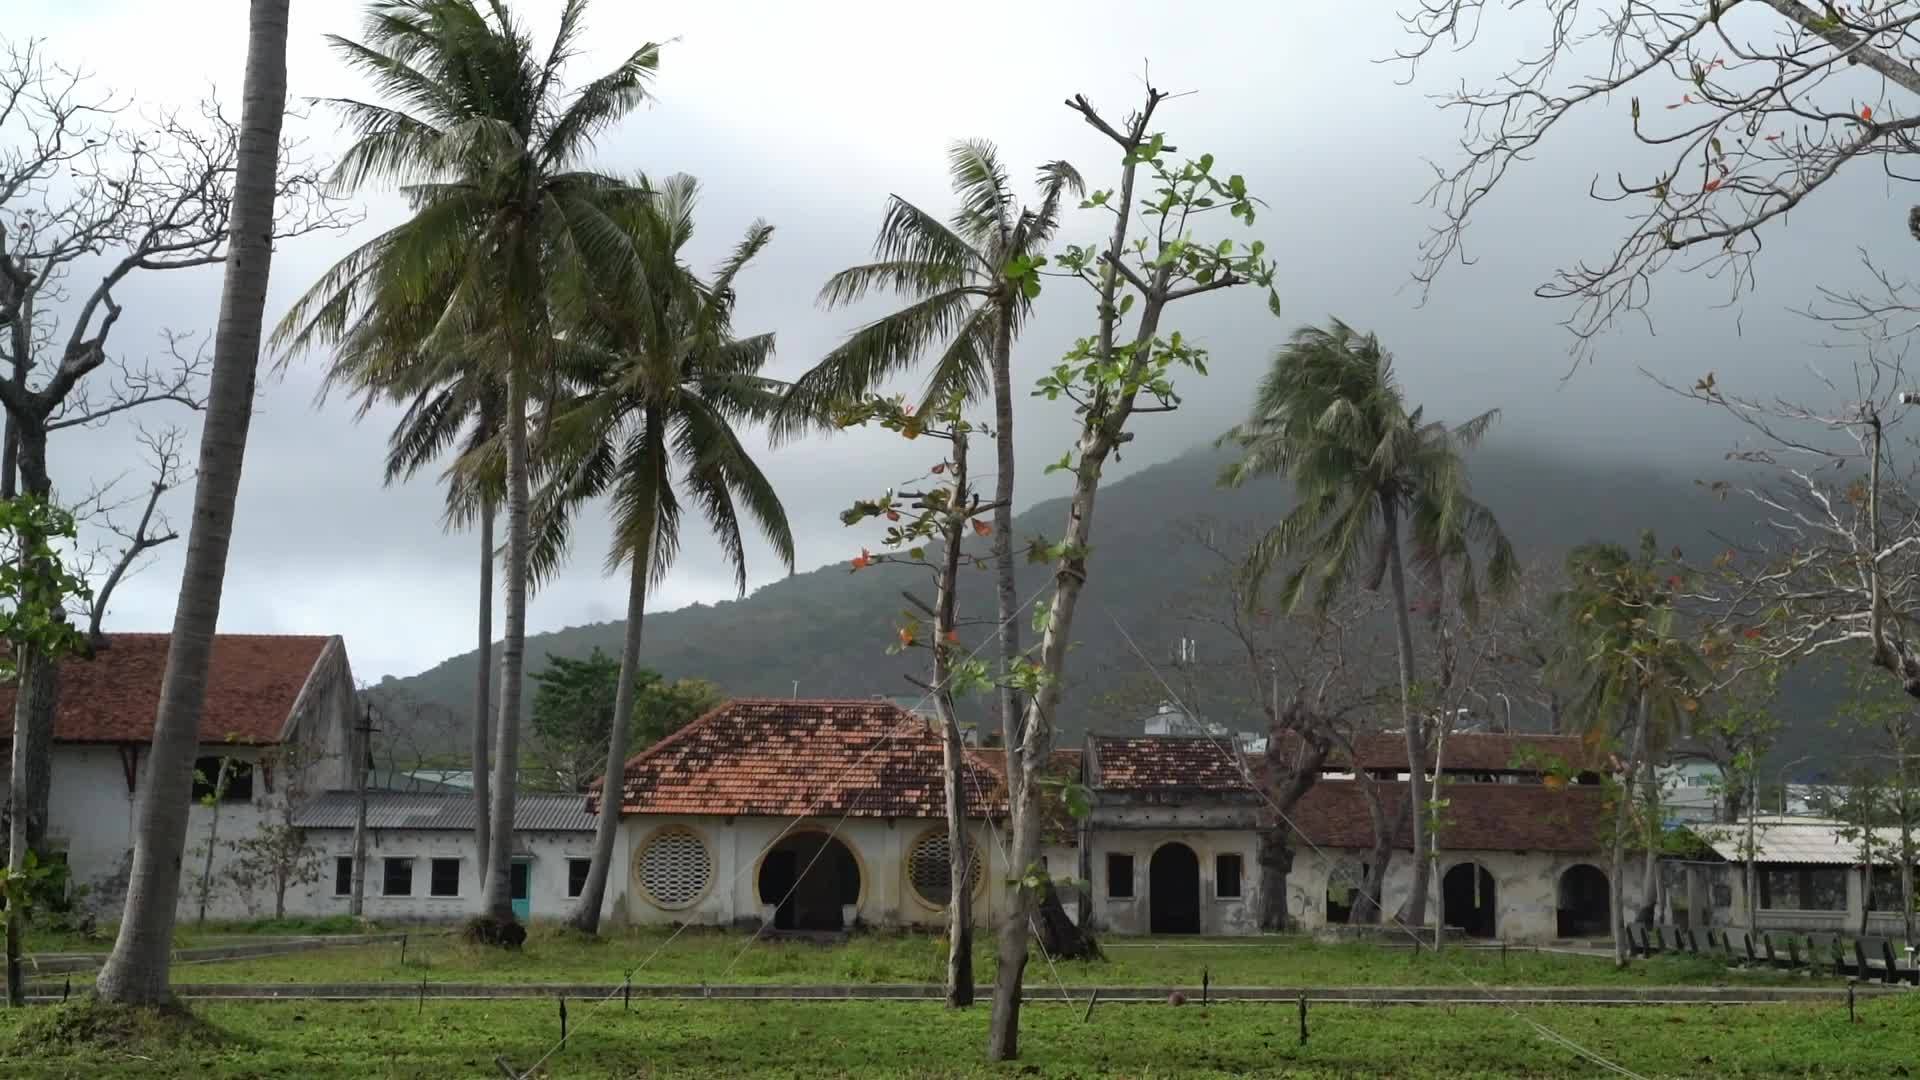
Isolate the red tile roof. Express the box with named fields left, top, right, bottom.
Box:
left=1090, top=735, right=1251, bottom=790
left=603, top=699, right=1007, bottom=818
left=0, top=633, right=333, bottom=745
left=1290, top=780, right=1607, bottom=854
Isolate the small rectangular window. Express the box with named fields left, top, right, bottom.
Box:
left=567, top=858, right=591, bottom=899
left=1106, top=853, right=1134, bottom=899
left=383, top=857, right=413, bottom=897
left=429, top=858, right=460, bottom=898
left=334, top=856, right=353, bottom=897
left=192, top=756, right=254, bottom=802
left=1216, top=853, right=1243, bottom=899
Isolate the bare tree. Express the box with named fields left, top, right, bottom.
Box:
left=0, top=38, right=343, bottom=875
left=68, top=425, right=187, bottom=645
left=1402, top=0, right=1920, bottom=345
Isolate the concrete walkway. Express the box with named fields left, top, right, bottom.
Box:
left=22, top=981, right=1901, bottom=1005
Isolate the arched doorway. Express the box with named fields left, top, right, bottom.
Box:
left=757, top=832, right=861, bottom=931
left=1556, top=864, right=1610, bottom=938
left=1149, top=843, right=1201, bottom=934
left=1442, top=861, right=1497, bottom=939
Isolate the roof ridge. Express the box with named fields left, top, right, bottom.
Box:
left=608, top=697, right=921, bottom=781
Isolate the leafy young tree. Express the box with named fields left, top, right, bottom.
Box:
left=528, top=649, right=722, bottom=792
left=1, top=496, right=90, bottom=1007
left=529, top=174, right=792, bottom=934
left=94, top=0, right=290, bottom=1006
left=273, top=0, right=663, bottom=938
left=782, top=141, right=1082, bottom=764
left=223, top=825, right=324, bottom=921
left=1218, top=318, right=1516, bottom=931
left=841, top=392, right=1001, bottom=1007
left=984, top=84, right=1278, bottom=1062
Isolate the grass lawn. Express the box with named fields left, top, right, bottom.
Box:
left=122, top=928, right=1812, bottom=989
left=3, top=994, right=1913, bottom=1078
left=25, top=915, right=371, bottom=955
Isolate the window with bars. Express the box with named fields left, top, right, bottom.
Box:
left=382, top=857, right=413, bottom=897
left=637, top=828, right=714, bottom=908
left=1758, top=865, right=1846, bottom=911
left=906, top=830, right=982, bottom=907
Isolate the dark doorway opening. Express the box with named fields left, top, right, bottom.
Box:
left=758, top=833, right=860, bottom=931
left=1149, top=843, right=1201, bottom=934
left=1556, top=863, right=1610, bottom=938
left=1442, top=862, right=1497, bottom=939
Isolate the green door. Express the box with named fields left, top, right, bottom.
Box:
left=510, top=859, right=531, bottom=921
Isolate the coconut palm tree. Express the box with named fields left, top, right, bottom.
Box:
left=531, top=175, right=794, bottom=934
left=325, top=348, right=505, bottom=878
left=1218, top=318, right=1517, bottom=931
left=272, top=0, right=660, bottom=934
left=1550, top=534, right=1707, bottom=966
left=781, top=143, right=1081, bottom=751
left=93, top=0, right=291, bottom=1005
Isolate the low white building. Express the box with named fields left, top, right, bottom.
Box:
left=290, top=791, right=603, bottom=923
left=1689, top=816, right=1918, bottom=935
left=0, top=633, right=358, bottom=922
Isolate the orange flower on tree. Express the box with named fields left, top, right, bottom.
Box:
left=851, top=549, right=872, bottom=571
left=1862, top=105, right=1875, bottom=121
left=945, top=629, right=959, bottom=643
left=898, top=625, right=916, bottom=648
left=886, top=510, right=900, bottom=522
left=971, top=519, right=992, bottom=537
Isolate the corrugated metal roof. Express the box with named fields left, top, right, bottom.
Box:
left=293, top=791, right=596, bottom=833
left=1694, top=816, right=1907, bottom=865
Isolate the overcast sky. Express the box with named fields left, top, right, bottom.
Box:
left=10, top=1, right=1909, bottom=682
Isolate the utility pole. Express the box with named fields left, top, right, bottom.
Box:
left=351, top=702, right=378, bottom=918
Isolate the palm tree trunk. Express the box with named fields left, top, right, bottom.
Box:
left=479, top=373, right=529, bottom=928
left=566, top=499, right=653, bottom=935
left=93, top=0, right=288, bottom=1004
left=473, top=498, right=494, bottom=880
left=989, top=306, right=1022, bottom=751
left=1382, top=499, right=1430, bottom=929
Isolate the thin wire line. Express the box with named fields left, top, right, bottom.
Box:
left=512, top=578, right=1057, bottom=1077
left=1099, top=601, right=1653, bottom=1080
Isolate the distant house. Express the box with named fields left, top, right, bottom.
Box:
left=1686, top=815, right=1914, bottom=935
left=0, top=634, right=358, bottom=920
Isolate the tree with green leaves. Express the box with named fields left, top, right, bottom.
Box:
left=985, top=84, right=1279, bottom=1061
left=1551, top=533, right=1707, bottom=967
left=1218, top=318, right=1515, bottom=932
left=782, top=142, right=1081, bottom=768
left=528, top=174, right=792, bottom=935
left=273, top=0, right=662, bottom=939
left=1, top=495, right=91, bottom=1007
left=528, top=649, right=722, bottom=793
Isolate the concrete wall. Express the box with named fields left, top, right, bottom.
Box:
left=615, top=815, right=1020, bottom=929
left=291, top=828, right=608, bottom=924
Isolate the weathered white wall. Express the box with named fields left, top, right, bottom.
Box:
left=1082, top=829, right=1260, bottom=935
left=616, top=815, right=1022, bottom=929
left=290, top=828, right=607, bottom=923
left=33, top=743, right=282, bottom=922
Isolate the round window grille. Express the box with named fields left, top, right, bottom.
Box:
left=637, top=828, right=713, bottom=909
left=907, top=830, right=983, bottom=907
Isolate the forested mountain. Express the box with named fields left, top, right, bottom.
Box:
left=370, top=442, right=1856, bottom=775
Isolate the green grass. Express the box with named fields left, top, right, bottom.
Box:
left=3, top=994, right=1914, bottom=1077
left=123, top=927, right=1809, bottom=989
left=25, top=914, right=372, bottom=955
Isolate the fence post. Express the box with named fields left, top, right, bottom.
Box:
left=1298, top=992, right=1308, bottom=1046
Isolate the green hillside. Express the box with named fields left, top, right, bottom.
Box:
left=370, top=442, right=1853, bottom=775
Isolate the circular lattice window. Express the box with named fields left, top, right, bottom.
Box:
left=907, top=829, right=983, bottom=907
left=635, top=827, right=714, bottom=909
